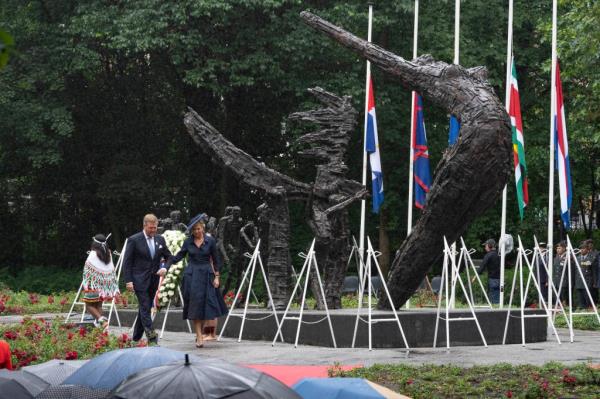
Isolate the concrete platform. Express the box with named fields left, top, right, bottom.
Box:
left=108, top=307, right=547, bottom=348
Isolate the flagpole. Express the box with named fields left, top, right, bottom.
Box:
left=499, top=0, right=514, bottom=310
left=407, top=0, right=419, bottom=236
left=449, top=0, right=460, bottom=308
left=359, top=3, right=374, bottom=272
left=547, top=0, right=558, bottom=315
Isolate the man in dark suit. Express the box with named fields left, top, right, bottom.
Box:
left=123, top=214, right=172, bottom=343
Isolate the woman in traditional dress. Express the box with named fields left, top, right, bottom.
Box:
left=82, top=234, right=120, bottom=330
left=168, top=214, right=227, bottom=348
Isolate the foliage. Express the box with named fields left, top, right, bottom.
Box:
left=0, top=0, right=598, bottom=273
left=0, top=28, right=13, bottom=68
left=331, top=362, right=600, bottom=398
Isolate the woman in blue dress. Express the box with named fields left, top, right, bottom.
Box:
left=168, top=214, right=228, bottom=347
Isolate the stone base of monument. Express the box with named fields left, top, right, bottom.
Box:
left=109, top=308, right=547, bottom=348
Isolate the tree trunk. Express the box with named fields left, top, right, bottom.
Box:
left=301, top=11, right=512, bottom=309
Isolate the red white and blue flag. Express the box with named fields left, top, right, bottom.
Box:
left=365, top=78, right=384, bottom=213
left=413, top=93, right=431, bottom=209
left=554, top=61, right=572, bottom=229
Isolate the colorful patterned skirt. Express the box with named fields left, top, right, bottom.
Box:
left=82, top=263, right=120, bottom=303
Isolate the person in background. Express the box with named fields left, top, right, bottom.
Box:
left=167, top=214, right=228, bottom=348
left=477, top=238, right=501, bottom=305
left=585, top=239, right=599, bottom=304
left=534, top=242, right=549, bottom=302
left=0, top=339, right=12, bottom=370
left=82, top=234, right=120, bottom=330
left=552, top=241, right=569, bottom=306
left=575, top=240, right=597, bottom=309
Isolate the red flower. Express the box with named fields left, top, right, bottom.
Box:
left=4, top=330, right=18, bottom=340
left=78, top=326, right=87, bottom=337
left=65, top=351, right=78, bottom=360
left=60, top=297, right=68, bottom=306
left=28, top=293, right=39, bottom=304
left=506, top=390, right=513, bottom=398
left=47, top=295, right=54, bottom=304
left=406, top=378, right=414, bottom=385
left=67, top=332, right=74, bottom=340
left=136, top=339, right=148, bottom=347
left=0, top=301, right=5, bottom=313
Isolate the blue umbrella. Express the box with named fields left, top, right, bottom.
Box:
left=293, top=378, right=405, bottom=399
left=63, top=347, right=204, bottom=390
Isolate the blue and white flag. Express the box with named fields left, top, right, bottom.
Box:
left=365, top=78, right=384, bottom=213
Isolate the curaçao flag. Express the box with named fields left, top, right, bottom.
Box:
left=413, top=93, right=431, bottom=209
left=554, top=60, right=572, bottom=229
left=509, top=57, right=529, bottom=219
left=365, top=78, right=384, bottom=213
left=448, top=115, right=460, bottom=146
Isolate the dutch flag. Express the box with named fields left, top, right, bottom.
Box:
left=365, top=78, right=384, bottom=214
left=554, top=61, right=572, bottom=229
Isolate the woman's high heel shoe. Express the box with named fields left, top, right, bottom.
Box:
left=195, top=338, right=204, bottom=348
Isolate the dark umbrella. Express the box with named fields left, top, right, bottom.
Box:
left=0, top=377, right=32, bottom=399
left=24, top=359, right=85, bottom=385
left=36, top=384, right=111, bottom=399
left=63, top=347, right=205, bottom=390
left=113, top=354, right=300, bottom=399
left=0, top=370, right=49, bottom=396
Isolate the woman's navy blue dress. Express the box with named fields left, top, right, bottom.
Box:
left=170, top=235, right=228, bottom=320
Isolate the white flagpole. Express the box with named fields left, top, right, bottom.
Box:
left=547, top=0, right=558, bottom=313
left=500, top=0, right=514, bottom=309
left=407, top=0, right=419, bottom=236
left=359, top=4, right=374, bottom=272
left=449, top=0, right=460, bottom=308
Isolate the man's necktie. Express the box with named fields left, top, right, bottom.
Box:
left=148, top=237, right=155, bottom=258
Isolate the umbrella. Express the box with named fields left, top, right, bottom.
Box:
left=0, top=377, right=32, bottom=399
left=63, top=347, right=204, bottom=390
left=0, top=369, right=49, bottom=396
left=36, top=384, right=111, bottom=399
left=23, top=359, right=85, bottom=385
left=113, top=354, right=301, bottom=399
left=293, top=378, right=409, bottom=399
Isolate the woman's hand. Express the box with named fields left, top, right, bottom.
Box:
left=213, top=276, right=220, bottom=288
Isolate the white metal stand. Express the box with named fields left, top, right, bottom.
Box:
left=456, top=237, right=492, bottom=308
left=272, top=239, right=337, bottom=348
left=351, top=237, right=409, bottom=351
left=553, top=236, right=600, bottom=342
left=348, top=236, right=366, bottom=289
left=218, top=240, right=283, bottom=343
left=65, top=240, right=126, bottom=328
left=433, top=237, right=488, bottom=349
left=502, top=236, right=562, bottom=346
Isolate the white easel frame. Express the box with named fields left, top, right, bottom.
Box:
left=351, top=237, right=409, bottom=351
left=218, top=239, right=284, bottom=343
left=272, top=239, right=337, bottom=348
left=433, top=237, right=488, bottom=349
left=456, top=237, right=492, bottom=308
left=65, top=239, right=127, bottom=328
left=502, top=236, right=563, bottom=346
left=552, top=236, right=600, bottom=342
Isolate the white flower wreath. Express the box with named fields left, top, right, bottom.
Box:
left=158, top=230, right=187, bottom=307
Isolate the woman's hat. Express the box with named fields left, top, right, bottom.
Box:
left=186, top=213, right=208, bottom=233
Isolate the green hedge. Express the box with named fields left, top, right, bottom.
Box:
left=0, top=266, right=83, bottom=294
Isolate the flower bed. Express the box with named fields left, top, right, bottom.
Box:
left=0, top=288, right=138, bottom=315
left=331, top=362, right=600, bottom=398
left=0, top=316, right=143, bottom=368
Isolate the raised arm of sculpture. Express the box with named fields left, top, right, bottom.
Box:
left=184, top=108, right=312, bottom=200
left=301, top=11, right=512, bottom=308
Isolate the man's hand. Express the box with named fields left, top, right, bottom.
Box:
left=126, top=282, right=134, bottom=292
left=156, top=268, right=167, bottom=277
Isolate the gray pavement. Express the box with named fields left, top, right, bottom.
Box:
left=3, top=314, right=599, bottom=367
left=111, top=326, right=600, bottom=367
